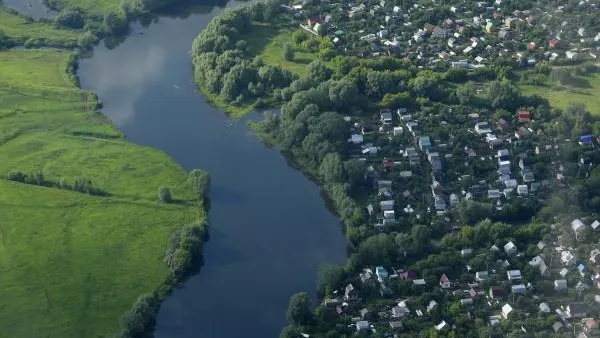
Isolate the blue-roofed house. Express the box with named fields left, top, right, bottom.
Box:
left=376, top=266, right=389, bottom=281
left=580, top=135, right=593, bottom=146
left=419, top=136, right=432, bottom=151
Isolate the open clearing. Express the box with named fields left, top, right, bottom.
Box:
left=517, top=72, right=600, bottom=114
left=0, top=5, right=78, bottom=44
left=243, top=23, right=318, bottom=77
left=0, top=49, right=201, bottom=338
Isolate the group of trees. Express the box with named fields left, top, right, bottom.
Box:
left=7, top=171, right=108, bottom=196
left=192, top=2, right=296, bottom=107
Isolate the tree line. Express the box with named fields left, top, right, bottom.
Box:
left=6, top=171, right=108, bottom=196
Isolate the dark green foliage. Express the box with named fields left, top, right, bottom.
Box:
left=163, top=223, right=206, bottom=276
left=158, top=185, right=172, bottom=203
left=118, top=293, right=159, bottom=338
left=189, top=169, right=211, bottom=198
left=6, top=171, right=108, bottom=196
left=103, top=10, right=128, bottom=35
left=317, top=264, right=346, bottom=296
left=55, top=9, right=85, bottom=29
left=286, top=292, right=313, bottom=326
left=283, top=43, right=295, bottom=61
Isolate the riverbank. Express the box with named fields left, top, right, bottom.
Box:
left=0, top=46, right=206, bottom=338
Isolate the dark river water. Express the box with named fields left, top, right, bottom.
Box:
left=74, top=2, right=347, bottom=338
left=3, top=0, right=56, bottom=19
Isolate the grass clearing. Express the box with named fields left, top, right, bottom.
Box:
left=0, top=5, right=79, bottom=44
left=243, top=23, right=318, bottom=77
left=517, top=72, right=600, bottom=114
left=0, top=49, right=201, bottom=337
left=47, top=0, right=121, bottom=14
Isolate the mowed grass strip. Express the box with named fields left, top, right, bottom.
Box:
left=517, top=72, right=600, bottom=114
left=0, top=6, right=78, bottom=44
left=0, top=49, right=201, bottom=337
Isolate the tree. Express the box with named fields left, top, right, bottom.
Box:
left=159, top=186, right=172, bottom=203
left=119, top=293, right=158, bottom=337
left=286, top=292, right=313, bottom=326
left=456, top=81, right=476, bottom=105
left=343, top=159, right=367, bottom=190
left=283, top=43, right=295, bottom=61
left=411, top=224, right=431, bottom=249
left=55, top=9, right=85, bottom=29
left=103, top=10, right=128, bottom=35
left=317, top=264, right=346, bottom=295
left=319, top=153, right=344, bottom=184
left=189, top=169, right=211, bottom=198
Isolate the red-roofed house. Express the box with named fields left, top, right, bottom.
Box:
left=549, top=38, right=559, bottom=48
left=517, top=110, right=531, bottom=122
left=440, top=274, right=451, bottom=288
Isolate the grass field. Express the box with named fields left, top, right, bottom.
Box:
left=47, top=0, right=121, bottom=14
left=0, top=5, right=78, bottom=44
left=0, top=49, right=202, bottom=338
left=243, top=23, right=318, bottom=77
left=517, top=72, right=600, bottom=114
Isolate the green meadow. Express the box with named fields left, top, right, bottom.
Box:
left=518, top=71, right=600, bottom=114
left=0, top=49, right=202, bottom=337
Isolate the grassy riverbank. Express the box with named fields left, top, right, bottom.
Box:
left=0, top=5, right=78, bottom=45
left=0, top=49, right=203, bottom=338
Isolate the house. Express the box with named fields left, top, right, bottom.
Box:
left=360, top=308, right=370, bottom=319
left=475, top=122, right=492, bottom=135
left=460, top=298, right=474, bottom=306
left=380, top=200, right=395, bottom=211
left=389, top=321, right=404, bottom=330
left=380, top=110, right=393, bottom=124
left=572, top=219, right=587, bottom=233
left=461, top=248, right=473, bottom=257
left=561, top=250, right=576, bottom=266
left=517, top=110, right=531, bottom=122
left=413, top=279, right=426, bottom=285
left=507, top=269, right=522, bottom=281
left=376, top=266, right=389, bottom=281
left=344, top=283, right=357, bottom=300
left=476, top=271, right=489, bottom=282
left=428, top=152, right=443, bottom=172
left=511, top=284, right=526, bottom=294
left=440, top=274, right=451, bottom=288
left=362, top=146, right=378, bottom=156
left=399, top=270, right=417, bottom=280
left=488, top=189, right=501, bottom=199
left=549, top=38, right=559, bottom=48
left=393, top=126, right=403, bottom=136
left=580, top=135, right=593, bottom=146
left=498, top=29, right=512, bottom=39
left=501, top=303, right=513, bottom=319
left=489, top=286, right=503, bottom=299
left=567, top=303, right=588, bottom=318
left=350, top=134, right=364, bottom=144
left=356, top=320, right=370, bottom=332
left=435, top=320, right=448, bottom=331
left=419, top=136, right=432, bottom=151
left=539, top=302, right=550, bottom=313
left=504, top=241, right=517, bottom=255
left=360, top=268, right=373, bottom=283
left=515, top=126, right=531, bottom=139
left=497, top=118, right=510, bottom=132
left=434, top=196, right=447, bottom=211
left=392, top=305, right=410, bottom=318
left=517, top=184, right=528, bottom=196
left=427, top=300, right=438, bottom=312
left=584, top=319, right=599, bottom=334
left=554, top=279, right=568, bottom=292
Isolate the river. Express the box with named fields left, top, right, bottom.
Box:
left=3, top=0, right=56, bottom=19
left=74, top=2, right=347, bottom=338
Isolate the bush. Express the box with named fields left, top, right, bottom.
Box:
left=55, top=9, right=85, bottom=29
left=158, top=186, right=172, bottom=203
left=283, top=43, right=295, bottom=61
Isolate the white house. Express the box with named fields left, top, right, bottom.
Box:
left=501, top=304, right=513, bottom=319
left=571, top=219, right=586, bottom=233
left=507, top=269, right=522, bottom=281
left=504, top=241, right=517, bottom=255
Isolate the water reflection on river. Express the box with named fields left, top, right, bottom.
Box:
left=2, top=0, right=56, bottom=19
left=76, top=2, right=347, bottom=338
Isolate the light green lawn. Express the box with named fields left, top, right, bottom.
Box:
left=518, top=72, right=600, bottom=114
left=0, top=6, right=79, bottom=44
left=243, top=23, right=318, bottom=77
left=0, top=49, right=201, bottom=338
left=48, top=0, right=121, bottom=14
